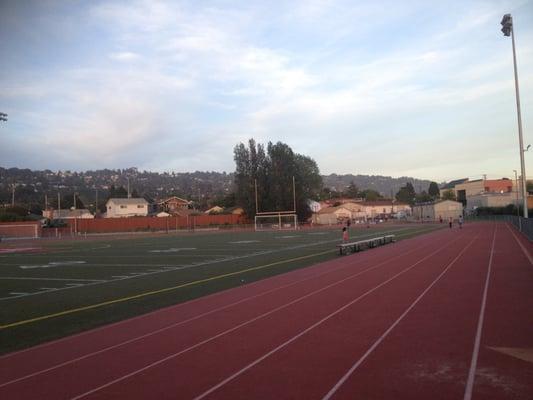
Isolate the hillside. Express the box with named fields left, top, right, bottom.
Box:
left=0, top=167, right=433, bottom=210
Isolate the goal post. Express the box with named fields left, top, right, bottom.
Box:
left=0, top=223, right=40, bottom=239
left=254, top=212, right=298, bottom=231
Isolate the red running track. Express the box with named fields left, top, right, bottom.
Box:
left=0, top=222, right=532, bottom=399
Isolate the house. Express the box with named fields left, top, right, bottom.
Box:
left=356, top=200, right=411, bottom=220
left=411, top=200, right=463, bottom=222
left=43, top=209, right=94, bottom=220
left=105, top=198, right=149, bottom=218
left=225, top=206, right=245, bottom=216
left=205, top=206, right=224, bottom=215
left=158, top=196, right=191, bottom=214
left=312, top=206, right=352, bottom=225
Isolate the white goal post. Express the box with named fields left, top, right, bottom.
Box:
left=0, top=223, right=39, bottom=238
left=254, top=213, right=298, bottom=231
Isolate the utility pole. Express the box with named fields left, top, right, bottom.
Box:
left=58, top=192, right=61, bottom=219
left=11, top=184, right=15, bottom=207
left=95, top=188, right=98, bottom=216
left=127, top=177, right=131, bottom=198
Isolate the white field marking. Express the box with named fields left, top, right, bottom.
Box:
left=192, top=234, right=469, bottom=400
left=463, top=225, right=497, bottom=400
left=9, top=292, right=29, bottom=296
left=307, top=232, right=330, bottom=235
left=19, top=261, right=87, bottom=269
left=0, top=227, right=414, bottom=302
left=505, top=223, right=533, bottom=265
left=229, top=240, right=260, bottom=244
left=0, top=233, right=432, bottom=389
left=0, top=248, right=41, bottom=254
left=0, top=225, right=442, bottom=362
left=70, top=234, right=462, bottom=400
left=38, top=287, right=59, bottom=291
left=111, top=276, right=130, bottom=279
left=149, top=248, right=197, bottom=253
left=323, top=236, right=478, bottom=400
left=0, top=277, right=105, bottom=282
left=65, top=284, right=83, bottom=287
left=275, top=235, right=299, bottom=239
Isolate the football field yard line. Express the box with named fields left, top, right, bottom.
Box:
left=0, top=239, right=430, bottom=388
left=0, top=277, right=106, bottom=282
left=0, top=227, right=418, bottom=302
left=0, top=249, right=335, bottom=330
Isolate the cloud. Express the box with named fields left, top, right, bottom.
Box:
left=1, top=0, right=533, bottom=182
left=109, top=51, right=140, bottom=61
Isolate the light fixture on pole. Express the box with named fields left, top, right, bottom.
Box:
left=0, top=112, right=7, bottom=122
left=501, top=13, right=528, bottom=218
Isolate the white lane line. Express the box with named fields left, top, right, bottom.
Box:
left=194, top=235, right=473, bottom=400
left=505, top=223, right=533, bottom=265
left=0, top=226, right=442, bottom=362
left=463, top=225, right=497, bottom=400
left=323, top=236, right=477, bottom=400
left=3, top=238, right=431, bottom=390
left=68, top=235, right=457, bottom=400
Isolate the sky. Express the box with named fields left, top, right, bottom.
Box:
left=1, top=0, right=532, bottom=182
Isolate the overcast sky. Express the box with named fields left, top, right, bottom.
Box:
left=1, top=0, right=532, bottom=182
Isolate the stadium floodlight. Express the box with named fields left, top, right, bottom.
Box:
left=0, top=112, right=7, bottom=122
left=501, top=13, right=528, bottom=218
left=501, top=14, right=512, bottom=36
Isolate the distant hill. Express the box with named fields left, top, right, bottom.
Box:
left=322, top=174, right=433, bottom=196
left=0, top=167, right=433, bottom=210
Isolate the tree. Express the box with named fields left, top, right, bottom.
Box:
left=415, top=191, right=432, bottom=203
left=344, top=181, right=359, bottom=198
left=233, top=139, right=322, bottom=221
left=428, top=182, right=440, bottom=199
left=441, top=189, right=456, bottom=201
left=395, top=182, right=416, bottom=205
left=360, top=189, right=382, bottom=201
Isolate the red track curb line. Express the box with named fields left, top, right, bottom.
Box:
left=0, top=233, right=440, bottom=387
left=463, top=223, right=497, bottom=400
left=322, top=235, right=478, bottom=400
left=189, top=235, right=467, bottom=400
left=505, top=223, right=533, bottom=265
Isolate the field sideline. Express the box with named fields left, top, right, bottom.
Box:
left=0, top=223, right=439, bottom=354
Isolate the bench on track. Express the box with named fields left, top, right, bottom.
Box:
left=337, top=234, right=395, bottom=255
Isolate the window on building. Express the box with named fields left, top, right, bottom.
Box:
left=137, top=205, right=144, bottom=208
left=120, top=205, right=127, bottom=209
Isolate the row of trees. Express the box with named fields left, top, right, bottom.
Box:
left=233, top=139, right=322, bottom=221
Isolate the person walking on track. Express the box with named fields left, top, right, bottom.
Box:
left=448, top=217, right=453, bottom=229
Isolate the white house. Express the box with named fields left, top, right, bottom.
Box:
left=105, top=198, right=149, bottom=218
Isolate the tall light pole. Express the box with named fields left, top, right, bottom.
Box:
left=501, top=13, right=528, bottom=217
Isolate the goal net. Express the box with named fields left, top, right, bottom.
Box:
left=254, top=213, right=298, bottom=231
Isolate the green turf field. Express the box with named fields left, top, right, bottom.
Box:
left=0, top=224, right=440, bottom=354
